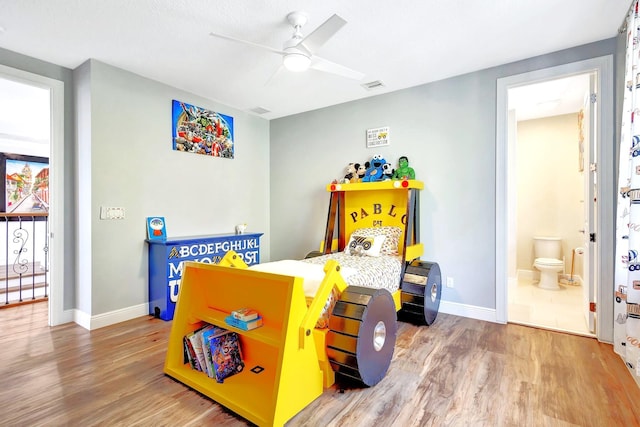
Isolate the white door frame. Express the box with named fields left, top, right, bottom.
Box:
left=496, top=56, right=615, bottom=343
left=0, top=64, right=65, bottom=326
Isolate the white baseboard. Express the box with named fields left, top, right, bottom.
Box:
left=55, top=309, right=75, bottom=326
left=73, top=308, right=91, bottom=330
left=439, top=300, right=500, bottom=323
left=73, top=303, right=149, bottom=330
left=515, top=269, right=582, bottom=286
left=69, top=300, right=499, bottom=330
left=517, top=269, right=536, bottom=281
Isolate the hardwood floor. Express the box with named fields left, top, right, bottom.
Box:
left=1, top=302, right=639, bottom=427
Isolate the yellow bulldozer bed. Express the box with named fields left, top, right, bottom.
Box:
left=164, top=180, right=441, bottom=426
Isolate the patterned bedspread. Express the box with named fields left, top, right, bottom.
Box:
left=248, top=253, right=402, bottom=329
left=301, top=252, right=402, bottom=293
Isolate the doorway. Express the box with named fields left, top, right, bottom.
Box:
left=496, top=56, right=615, bottom=343
left=506, top=73, right=595, bottom=336
left=0, top=64, right=65, bottom=326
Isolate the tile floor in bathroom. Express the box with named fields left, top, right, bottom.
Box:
left=508, top=275, right=594, bottom=337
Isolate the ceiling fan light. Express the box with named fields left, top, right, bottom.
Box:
left=283, top=53, right=310, bottom=72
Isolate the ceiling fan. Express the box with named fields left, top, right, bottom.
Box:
left=209, top=12, right=365, bottom=81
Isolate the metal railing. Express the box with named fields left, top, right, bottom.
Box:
left=0, top=212, right=49, bottom=306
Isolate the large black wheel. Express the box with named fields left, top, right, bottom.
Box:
left=399, top=260, right=441, bottom=325
left=326, top=286, right=397, bottom=387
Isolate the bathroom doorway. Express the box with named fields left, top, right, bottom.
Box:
left=506, top=72, right=595, bottom=336
left=496, top=56, right=615, bottom=342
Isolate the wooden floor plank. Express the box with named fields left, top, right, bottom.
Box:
left=1, top=302, right=639, bottom=426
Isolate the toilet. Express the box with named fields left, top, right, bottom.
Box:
left=533, top=236, right=564, bottom=290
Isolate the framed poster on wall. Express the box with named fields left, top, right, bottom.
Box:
left=0, top=153, right=49, bottom=215
left=171, top=100, right=235, bottom=159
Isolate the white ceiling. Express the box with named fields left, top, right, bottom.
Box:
left=0, top=0, right=630, bottom=120
left=509, top=74, right=592, bottom=121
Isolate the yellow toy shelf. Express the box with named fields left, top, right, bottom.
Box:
left=164, top=257, right=347, bottom=427
left=326, top=179, right=424, bottom=192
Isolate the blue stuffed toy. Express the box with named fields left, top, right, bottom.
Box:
left=362, top=154, right=387, bottom=182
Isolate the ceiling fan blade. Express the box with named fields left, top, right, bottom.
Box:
left=310, top=56, right=365, bottom=81
left=299, top=14, right=346, bottom=53
left=209, top=32, right=284, bottom=56
left=264, top=65, right=285, bottom=86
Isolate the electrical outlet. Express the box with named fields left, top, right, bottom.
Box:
left=446, top=277, right=454, bottom=288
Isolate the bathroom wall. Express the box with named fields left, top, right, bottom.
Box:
left=516, top=113, right=584, bottom=279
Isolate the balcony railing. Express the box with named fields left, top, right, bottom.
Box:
left=0, top=212, right=49, bottom=306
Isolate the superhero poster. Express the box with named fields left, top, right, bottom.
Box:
left=172, top=100, right=234, bottom=159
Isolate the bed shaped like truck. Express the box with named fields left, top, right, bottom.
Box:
left=164, top=179, right=441, bottom=427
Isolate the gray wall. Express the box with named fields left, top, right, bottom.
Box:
left=270, top=38, right=618, bottom=311
left=78, top=60, right=270, bottom=316
left=0, top=47, right=76, bottom=311
left=0, top=36, right=619, bottom=321
left=0, top=50, right=271, bottom=322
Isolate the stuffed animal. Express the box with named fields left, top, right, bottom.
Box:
left=392, top=155, right=416, bottom=180
left=362, top=154, right=387, bottom=182
left=341, top=163, right=359, bottom=184
left=382, top=162, right=395, bottom=180
left=356, top=162, right=369, bottom=182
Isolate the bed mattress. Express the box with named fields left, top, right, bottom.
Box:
left=301, top=252, right=402, bottom=294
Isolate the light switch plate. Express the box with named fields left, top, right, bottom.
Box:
left=100, top=206, right=125, bottom=220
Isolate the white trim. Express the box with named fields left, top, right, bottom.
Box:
left=496, top=56, right=615, bottom=343
left=74, top=303, right=149, bottom=330
left=73, top=308, right=91, bottom=330
left=496, top=75, right=509, bottom=324
left=439, top=300, right=498, bottom=323
left=0, top=64, right=65, bottom=327
left=57, top=309, right=74, bottom=325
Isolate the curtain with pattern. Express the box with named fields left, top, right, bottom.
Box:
left=615, top=0, right=640, bottom=387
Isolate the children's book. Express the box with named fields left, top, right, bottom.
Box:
left=184, top=332, right=201, bottom=371
left=209, top=331, right=244, bottom=383
left=188, top=325, right=210, bottom=372
left=146, top=216, right=167, bottom=241
left=191, top=324, right=216, bottom=375
left=201, top=325, right=228, bottom=378
left=183, top=335, right=190, bottom=366
left=225, top=314, right=263, bottom=331
left=231, top=307, right=259, bottom=321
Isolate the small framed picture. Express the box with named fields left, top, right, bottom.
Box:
left=146, top=217, right=167, bottom=241
left=0, top=153, right=49, bottom=215
left=366, top=126, right=390, bottom=148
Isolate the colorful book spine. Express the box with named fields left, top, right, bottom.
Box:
left=225, top=314, right=263, bottom=331
left=183, top=334, right=201, bottom=371
left=188, top=325, right=209, bottom=372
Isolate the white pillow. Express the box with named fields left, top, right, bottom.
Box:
left=344, top=234, right=386, bottom=257
left=349, top=226, right=402, bottom=255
